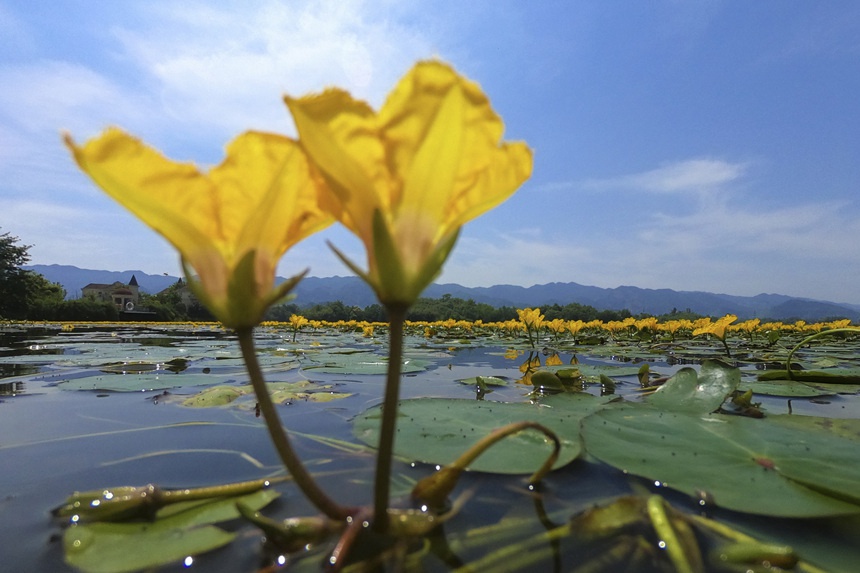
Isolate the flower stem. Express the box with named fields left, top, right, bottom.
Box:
left=237, top=327, right=351, bottom=520
left=373, top=303, right=408, bottom=532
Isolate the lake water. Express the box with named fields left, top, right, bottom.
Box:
left=1, top=324, right=858, bottom=572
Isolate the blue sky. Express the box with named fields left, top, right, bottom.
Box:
left=2, top=1, right=859, bottom=304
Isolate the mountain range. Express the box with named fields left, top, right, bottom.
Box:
left=25, top=264, right=860, bottom=322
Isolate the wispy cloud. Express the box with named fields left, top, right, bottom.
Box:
left=586, top=158, right=749, bottom=194
left=112, top=0, right=435, bottom=136
left=440, top=231, right=594, bottom=287
left=0, top=61, right=145, bottom=134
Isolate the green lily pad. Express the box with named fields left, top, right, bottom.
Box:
left=303, top=352, right=429, bottom=375
left=757, top=368, right=860, bottom=384
left=180, top=381, right=351, bottom=408
left=99, top=362, right=160, bottom=374
left=182, top=386, right=246, bottom=407
left=646, top=360, right=739, bottom=414
left=766, top=414, right=860, bottom=443
left=457, top=375, right=509, bottom=387
left=58, top=373, right=232, bottom=392
left=353, top=394, right=613, bottom=474
left=738, top=380, right=833, bottom=397
left=63, top=489, right=278, bottom=573
left=582, top=402, right=860, bottom=517
left=805, top=382, right=860, bottom=394
left=544, top=364, right=643, bottom=379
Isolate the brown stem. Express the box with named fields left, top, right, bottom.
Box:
left=237, top=327, right=352, bottom=520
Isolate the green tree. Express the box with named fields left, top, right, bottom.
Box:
left=0, top=230, right=66, bottom=319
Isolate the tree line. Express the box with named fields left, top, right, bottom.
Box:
left=0, top=229, right=640, bottom=323
left=265, top=294, right=636, bottom=323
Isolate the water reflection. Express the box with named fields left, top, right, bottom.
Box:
left=0, top=380, right=24, bottom=396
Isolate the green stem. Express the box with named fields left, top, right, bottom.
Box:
left=784, top=327, right=860, bottom=380
left=374, top=303, right=408, bottom=532
left=720, top=336, right=732, bottom=358
left=412, top=421, right=560, bottom=508
left=237, top=327, right=351, bottom=520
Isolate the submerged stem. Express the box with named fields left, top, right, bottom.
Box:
left=237, top=327, right=351, bottom=520
left=373, top=304, right=409, bottom=533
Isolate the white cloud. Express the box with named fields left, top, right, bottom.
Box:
left=112, top=0, right=435, bottom=136
left=591, top=158, right=748, bottom=194
left=439, top=231, right=594, bottom=287
left=0, top=61, right=141, bottom=134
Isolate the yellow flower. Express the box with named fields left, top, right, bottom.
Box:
left=285, top=60, right=533, bottom=307
left=65, top=128, right=332, bottom=329
left=290, top=314, right=310, bottom=330
left=517, top=307, right=545, bottom=331
left=693, top=314, right=737, bottom=340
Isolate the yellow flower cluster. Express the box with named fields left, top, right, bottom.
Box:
left=66, top=61, right=532, bottom=327
left=256, top=311, right=853, bottom=345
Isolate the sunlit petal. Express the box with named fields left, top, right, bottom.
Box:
left=287, top=60, right=533, bottom=306
left=65, top=128, right=332, bottom=327
left=285, top=90, right=386, bottom=246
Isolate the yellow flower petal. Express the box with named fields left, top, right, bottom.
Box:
left=285, top=90, right=387, bottom=246
left=65, top=128, right=332, bottom=327
left=286, top=60, right=533, bottom=306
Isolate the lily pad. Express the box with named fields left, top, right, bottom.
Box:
left=757, top=368, right=860, bottom=384
left=58, top=373, right=232, bottom=392
left=180, top=381, right=352, bottom=408
left=457, top=375, right=509, bottom=387
left=646, top=360, right=739, bottom=414
left=303, top=352, right=430, bottom=375
left=582, top=402, right=860, bottom=517
left=738, top=380, right=834, bottom=397
left=544, top=364, right=644, bottom=379
left=353, top=394, right=613, bottom=474
left=63, top=488, right=278, bottom=573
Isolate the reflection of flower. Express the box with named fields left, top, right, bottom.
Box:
left=65, top=129, right=332, bottom=329
left=286, top=60, right=533, bottom=307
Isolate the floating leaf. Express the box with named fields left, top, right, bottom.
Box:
left=58, top=372, right=231, bottom=392
left=738, top=380, right=833, bottom=397
left=99, top=362, right=160, bottom=374
left=758, top=368, right=860, bottom=384
left=303, top=352, right=429, bottom=375
left=544, top=364, right=643, bottom=379
left=354, top=394, right=613, bottom=474
left=457, top=375, right=509, bottom=387
left=63, top=489, right=278, bottom=573
left=182, top=386, right=245, bottom=407
left=179, top=381, right=351, bottom=408
left=582, top=402, right=860, bottom=517
left=646, top=359, right=739, bottom=413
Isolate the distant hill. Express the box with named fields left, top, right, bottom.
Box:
left=26, top=264, right=178, bottom=298
left=26, top=264, right=860, bottom=322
